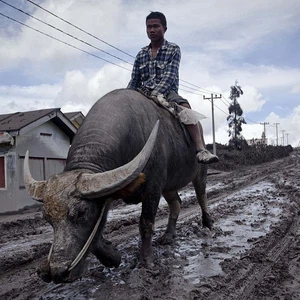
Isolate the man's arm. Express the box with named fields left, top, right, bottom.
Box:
left=151, top=47, right=181, bottom=97
left=127, top=56, right=140, bottom=90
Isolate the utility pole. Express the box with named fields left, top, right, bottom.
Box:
left=260, top=122, right=269, bottom=145
left=282, top=130, right=285, bottom=146
left=203, top=93, right=222, bottom=155
left=286, top=133, right=289, bottom=145
left=273, top=122, right=280, bottom=146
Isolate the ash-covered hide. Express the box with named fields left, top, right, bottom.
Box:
left=24, top=88, right=212, bottom=283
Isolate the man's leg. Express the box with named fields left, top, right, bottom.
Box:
left=180, top=103, right=219, bottom=164
left=165, top=91, right=218, bottom=164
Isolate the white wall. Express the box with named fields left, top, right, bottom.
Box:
left=0, top=121, right=71, bottom=213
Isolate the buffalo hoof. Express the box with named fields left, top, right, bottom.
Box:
left=202, top=211, right=213, bottom=230
left=139, top=251, right=154, bottom=269
left=91, top=237, right=121, bottom=268
left=139, top=258, right=155, bottom=269
left=157, top=232, right=176, bottom=245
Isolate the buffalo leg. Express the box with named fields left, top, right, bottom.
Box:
left=90, top=235, right=121, bottom=268
left=139, top=193, right=160, bottom=268
left=157, top=191, right=181, bottom=245
left=192, top=166, right=213, bottom=229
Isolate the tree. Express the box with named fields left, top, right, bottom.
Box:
left=227, top=81, right=247, bottom=149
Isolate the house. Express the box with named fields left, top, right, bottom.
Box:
left=0, top=108, right=84, bottom=214
left=247, top=137, right=268, bottom=146
left=64, top=111, right=85, bottom=129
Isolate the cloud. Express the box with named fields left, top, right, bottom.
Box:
left=291, top=84, right=300, bottom=94
left=0, top=84, right=60, bottom=113
left=2, top=0, right=300, bottom=70
left=265, top=107, right=300, bottom=147
left=211, top=106, right=300, bottom=147
left=56, top=63, right=131, bottom=115
left=1, top=0, right=300, bottom=148
left=0, top=0, right=132, bottom=73
left=234, top=86, right=265, bottom=113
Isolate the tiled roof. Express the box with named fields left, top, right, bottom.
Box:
left=0, top=108, right=59, bottom=131
left=0, top=113, right=15, bottom=122
left=64, top=111, right=81, bottom=119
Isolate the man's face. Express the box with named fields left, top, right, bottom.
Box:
left=146, top=18, right=167, bottom=43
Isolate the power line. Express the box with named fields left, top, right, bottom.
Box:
left=0, top=0, right=133, bottom=66
left=0, top=12, right=132, bottom=72
left=26, top=0, right=136, bottom=59
left=214, top=104, right=228, bottom=115
left=22, top=0, right=224, bottom=97
left=28, top=0, right=224, bottom=97
left=222, top=95, right=231, bottom=105
left=0, top=9, right=265, bottom=127
left=2, top=1, right=249, bottom=121
left=244, top=117, right=259, bottom=124
left=182, top=84, right=264, bottom=125
left=220, top=98, right=230, bottom=108
left=0, top=8, right=230, bottom=118
left=179, top=78, right=219, bottom=94
left=179, top=88, right=207, bottom=97
left=2, top=4, right=272, bottom=140
left=2, top=7, right=270, bottom=142
left=1, top=8, right=224, bottom=98
left=179, top=87, right=228, bottom=116
left=179, top=85, right=207, bottom=96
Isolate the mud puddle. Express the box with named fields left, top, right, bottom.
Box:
left=178, top=180, right=285, bottom=284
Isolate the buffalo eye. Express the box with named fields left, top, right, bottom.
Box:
left=68, top=204, right=88, bottom=223
left=43, top=209, right=53, bottom=226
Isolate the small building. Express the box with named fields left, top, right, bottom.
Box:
left=247, top=138, right=268, bottom=146
left=64, top=111, right=85, bottom=129
left=0, top=108, right=83, bottom=214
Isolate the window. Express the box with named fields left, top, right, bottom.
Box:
left=18, top=156, right=66, bottom=189
left=19, top=156, right=44, bottom=188
left=0, top=156, right=5, bottom=189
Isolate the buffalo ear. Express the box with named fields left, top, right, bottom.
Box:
left=24, top=150, right=46, bottom=202
left=112, top=173, right=146, bottom=199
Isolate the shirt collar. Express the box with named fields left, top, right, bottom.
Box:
left=142, top=39, right=168, bottom=51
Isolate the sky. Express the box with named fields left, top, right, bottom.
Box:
left=0, top=0, right=300, bottom=147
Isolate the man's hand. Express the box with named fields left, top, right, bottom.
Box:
left=155, top=94, right=170, bottom=108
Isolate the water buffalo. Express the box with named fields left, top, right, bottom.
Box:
left=24, top=88, right=212, bottom=283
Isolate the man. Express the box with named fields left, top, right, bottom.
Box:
left=127, top=11, right=218, bottom=164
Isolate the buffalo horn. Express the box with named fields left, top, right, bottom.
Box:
left=24, top=150, right=46, bottom=201
left=76, top=120, right=160, bottom=199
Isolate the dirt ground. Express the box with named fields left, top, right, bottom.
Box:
left=0, top=146, right=299, bottom=300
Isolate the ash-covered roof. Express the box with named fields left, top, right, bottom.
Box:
left=64, top=111, right=81, bottom=119
left=0, top=108, right=59, bottom=131
left=0, top=108, right=77, bottom=138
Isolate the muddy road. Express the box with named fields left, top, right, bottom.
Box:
left=1, top=151, right=300, bottom=299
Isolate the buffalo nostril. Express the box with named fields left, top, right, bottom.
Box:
left=38, top=260, right=52, bottom=283
left=51, top=267, right=70, bottom=284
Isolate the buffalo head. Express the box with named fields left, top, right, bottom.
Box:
left=24, top=121, right=159, bottom=283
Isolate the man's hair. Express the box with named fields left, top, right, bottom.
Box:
left=146, top=12, right=167, bottom=27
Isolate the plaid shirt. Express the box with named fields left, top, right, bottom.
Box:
left=127, top=39, right=180, bottom=97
